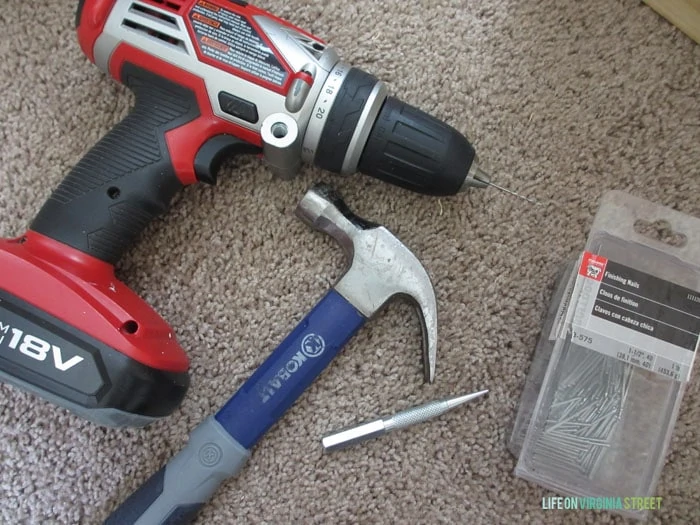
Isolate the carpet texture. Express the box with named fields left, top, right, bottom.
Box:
left=1, top=0, right=699, bottom=523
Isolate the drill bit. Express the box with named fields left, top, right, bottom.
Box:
left=480, top=179, right=539, bottom=205
left=322, top=389, right=489, bottom=452
left=462, top=163, right=537, bottom=204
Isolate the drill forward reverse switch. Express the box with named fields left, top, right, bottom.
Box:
left=0, top=0, right=520, bottom=427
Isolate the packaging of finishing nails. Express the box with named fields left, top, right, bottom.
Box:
left=511, top=191, right=700, bottom=519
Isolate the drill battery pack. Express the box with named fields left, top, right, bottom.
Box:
left=0, top=234, right=189, bottom=427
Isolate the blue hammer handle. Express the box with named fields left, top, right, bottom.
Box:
left=105, top=289, right=366, bottom=525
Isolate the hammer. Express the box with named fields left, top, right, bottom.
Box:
left=105, top=184, right=438, bottom=525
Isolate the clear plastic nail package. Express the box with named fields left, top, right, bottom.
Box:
left=510, top=191, right=700, bottom=519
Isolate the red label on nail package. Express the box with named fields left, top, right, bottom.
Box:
left=579, top=252, right=608, bottom=282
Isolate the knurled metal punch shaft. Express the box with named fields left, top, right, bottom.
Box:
left=322, top=390, right=489, bottom=452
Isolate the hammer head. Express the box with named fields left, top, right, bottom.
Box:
left=295, top=184, right=438, bottom=383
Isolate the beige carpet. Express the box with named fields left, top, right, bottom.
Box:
left=1, top=0, right=699, bottom=523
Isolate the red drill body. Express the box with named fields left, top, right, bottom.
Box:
left=0, top=0, right=482, bottom=426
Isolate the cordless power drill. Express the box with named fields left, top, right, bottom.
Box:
left=0, top=0, right=490, bottom=427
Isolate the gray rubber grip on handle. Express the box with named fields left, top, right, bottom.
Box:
left=105, top=416, right=249, bottom=525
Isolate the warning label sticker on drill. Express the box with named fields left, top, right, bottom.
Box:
left=566, top=252, right=700, bottom=381
left=189, top=1, right=289, bottom=87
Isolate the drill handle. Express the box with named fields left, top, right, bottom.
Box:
left=30, top=63, right=259, bottom=265
left=103, top=416, right=250, bottom=525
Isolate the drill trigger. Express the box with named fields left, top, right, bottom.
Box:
left=194, top=134, right=261, bottom=185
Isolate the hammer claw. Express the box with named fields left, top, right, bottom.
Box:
left=413, top=291, right=438, bottom=384
left=298, top=184, right=438, bottom=383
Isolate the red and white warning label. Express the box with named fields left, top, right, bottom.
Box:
left=189, top=1, right=289, bottom=87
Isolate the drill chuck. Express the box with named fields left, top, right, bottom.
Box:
left=311, top=67, right=478, bottom=196
left=357, top=96, right=477, bottom=196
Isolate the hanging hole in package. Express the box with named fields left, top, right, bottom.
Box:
left=510, top=191, right=700, bottom=520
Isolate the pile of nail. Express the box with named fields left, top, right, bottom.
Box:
left=512, top=190, right=700, bottom=520
left=529, top=350, right=632, bottom=478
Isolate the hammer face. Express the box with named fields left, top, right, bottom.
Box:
left=295, top=184, right=378, bottom=263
